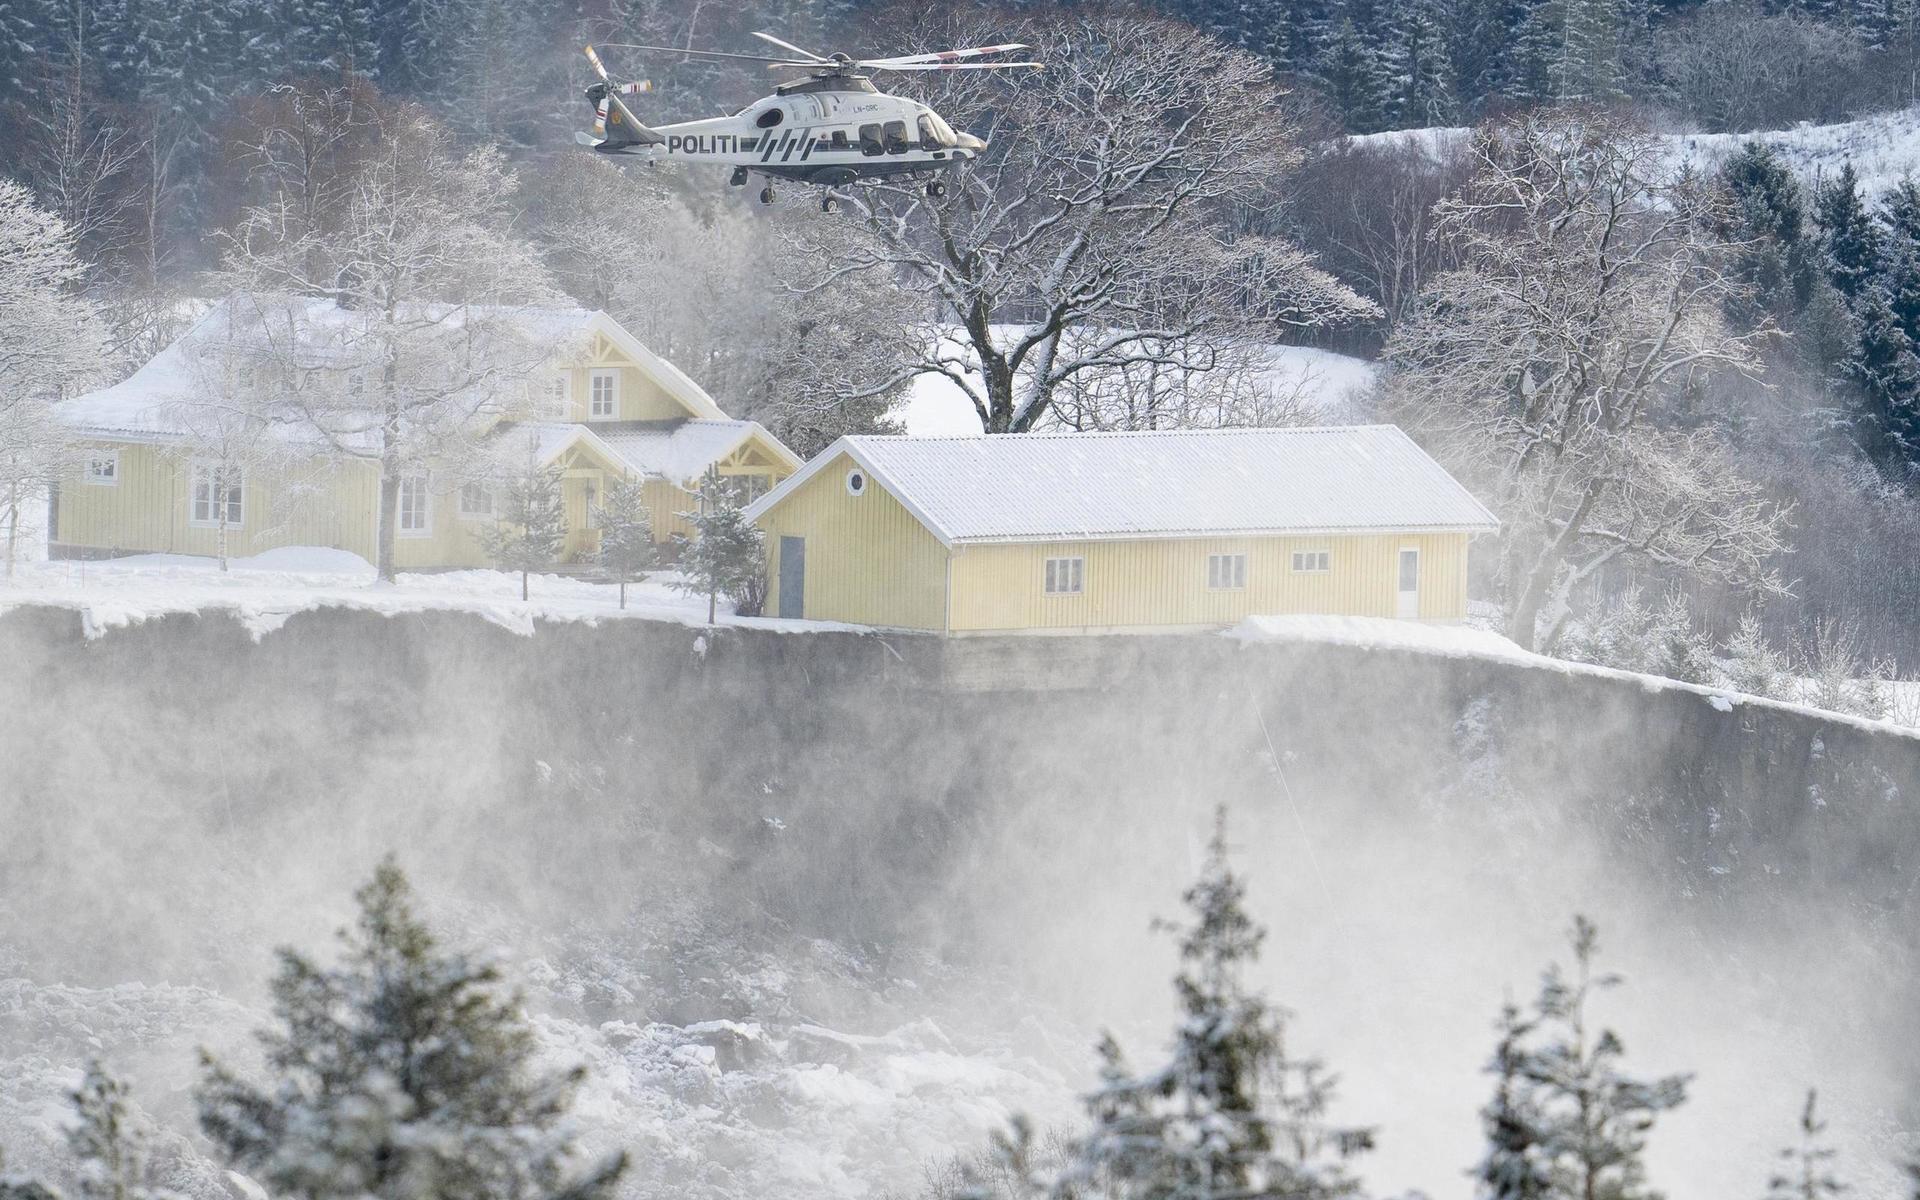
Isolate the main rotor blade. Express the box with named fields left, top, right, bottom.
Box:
left=584, top=44, right=611, bottom=80
left=864, top=61, right=1044, bottom=70
left=596, top=42, right=814, bottom=65
left=750, top=30, right=831, bottom=62
left=858, top=43, right=1032, bottom=68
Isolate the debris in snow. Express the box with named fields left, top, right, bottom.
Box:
left=1708, top=694, right=1735, bottom=713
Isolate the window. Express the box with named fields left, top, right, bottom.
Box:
left=830, top=129, right=850, bottom=149
left=589, top=369, right=618, bottom=419
left=858, top=123, right=884, bottom=155
left=1044, top=556, right=1084, bottom=595
left=397, top=474, right=431, bottom=536
left=1291, top=550, right=1331, bottom=574
left=1207, top=553, right=1247, bottom=591
left=189, top=464, right=243, bottom=527
left=755, top=106, right=784, bottom=128
left=540, top=375, right=571, bottom=417
left=83, top=450, right=119, bottom=486
left=458, top=482, right=495, bottom=518
left=882, top=120, right=910, bottom=154
left=845, top=467, right=867, bottom=496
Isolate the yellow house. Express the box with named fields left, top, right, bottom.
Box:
left=50, top=297, right=801, bottom=568
left=743, top=426, right=1499, bottom=635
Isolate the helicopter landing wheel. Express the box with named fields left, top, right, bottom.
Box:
left=821, top=194, right=840, bottom=214
left=729, top=167, right=749, bottom=187
left=926, top=180, right=948, bottom=198
left=759, top=186, right=777, bottom=206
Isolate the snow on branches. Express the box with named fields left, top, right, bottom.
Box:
left=1381, top=109, right=1793, bottom=650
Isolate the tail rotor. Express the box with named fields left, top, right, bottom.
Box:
left=579, top=45, right=661, bottom=151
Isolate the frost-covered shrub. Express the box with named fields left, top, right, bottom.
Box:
left=1559, top=586, right=1714, bottom=683
left=1797, top=619, right=1897, bottom=720
left=1722, top=613, right=1791, bottom=699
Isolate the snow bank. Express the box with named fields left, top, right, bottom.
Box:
left=0, top=552, right=879, bottom=642
left=1227, top=615, right=1920, bottom=740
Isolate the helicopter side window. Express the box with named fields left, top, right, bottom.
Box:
left=755, top=107, right=784, bottom=129
left=883, top=120, right=909, bottom=154
left=858, top=123, right=884, bottom=156
left=918, top=114, right=955, bottom=149
left=830, top=129, right=850, bottom=150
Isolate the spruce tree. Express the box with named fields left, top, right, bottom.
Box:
left=66, top=1064, right=154, bottom=1200
left=482, top=452, right=570, bottom=602
left=1062, top=809, right=1371, bottom=1200
left=674, top=468, right=767, bottom=623
left=1385, top=0, right=1459, bottom=124
left=1816, top=164, right=1882, bottom=305
left=197, top=860, right=626, bottom=1200
left=1766, top=1091, right=1846, bottom=1200
left=1718, top=142, right=1819, bottom=331
left=1316, top=15, right=1391, bottom=132
left=1474, top=917, right=1689, bottom=1200
left=593, top=475, right=656, bottom=610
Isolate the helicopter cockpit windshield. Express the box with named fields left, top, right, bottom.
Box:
left=918, top=110, right=958, bottom=148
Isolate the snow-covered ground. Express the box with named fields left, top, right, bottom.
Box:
left=895, top=332, right=1377, bottom=437
left=1350, top=105, right=1920, bottom=196
left=0, top=548, right=873, bottom=641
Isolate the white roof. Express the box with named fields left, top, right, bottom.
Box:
left=743, top=426, right=1498, bottom=545
left=593, top=419, right=802, bottom=482
left=57, top=293, right=731, bottom=440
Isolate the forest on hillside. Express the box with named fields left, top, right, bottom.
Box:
left=3, top=0, right=1920, bottom=664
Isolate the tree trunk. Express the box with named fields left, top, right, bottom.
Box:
left=521, top=570, right=529, bottom=602
left=619, top=579, right=627, bottom=609
left=376, top=467, right=401, bottom=583
left=4, top=501, right=18, bottom=581
left=708, top=586, right=717, bottom=624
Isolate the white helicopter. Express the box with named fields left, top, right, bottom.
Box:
left=577, top=32, right=1040, bottom=211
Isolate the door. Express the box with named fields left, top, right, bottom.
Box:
left=778, top=536, right=806, bottom=619
left=1396, top=547, right=1421, bottom=619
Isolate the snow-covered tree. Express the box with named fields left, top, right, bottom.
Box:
left=1816, top=164, right=1881, bottom=306
left=0, top=1152, right=61, bottom=1200
left=1476, top=916, right=1689, bottom=1200
left=0, top=180, right=104, bottom=577
left=593, top=475, right=655, bottom=610
left=218, top=101, right=564, bottom=581
left=66, top=1062, right=159, bottom=1200
left=804, top=12, right=1374, bottom=435
left=675, top=469, right=767, bottom=624
left=480, top=440, right=568, bottom=602
left=196, top=859, right=626, bottom=1200
left=1381, top=111, right=1792, bottom=650
left=1723, top=611, right=1791, bottom=698
left=1766, top=1091, right=1847, bottom=1200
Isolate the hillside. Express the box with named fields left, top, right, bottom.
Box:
left=2, top=604, right=1916, bottom=1200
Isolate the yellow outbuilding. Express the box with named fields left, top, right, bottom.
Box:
left=743, top=426, right=1499, bottom=635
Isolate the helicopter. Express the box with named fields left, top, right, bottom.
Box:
left=577, top=32, right=1040, bottom=211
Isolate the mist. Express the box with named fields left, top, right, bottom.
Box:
left=2, top=606, right=1915, bottom=1199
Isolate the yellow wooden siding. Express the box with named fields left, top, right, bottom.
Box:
left=946, top=532, right=1471, bottom=632
left=754, top=451, right=950, bottom=631
left=56, top=443, right=382, bottom=562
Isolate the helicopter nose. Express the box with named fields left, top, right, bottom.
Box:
left=955, top=132, right=987, bottom=153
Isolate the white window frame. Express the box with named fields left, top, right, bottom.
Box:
left=1043, top=556, right=1084, bottom=596
left=1207, top=552, right=1248, bottom=591
left=82, top=450, right=120, bottom=487
left=588, top=369, right=619, bottom=420
left=188, top=462, right=244, bottom=528
left=457, top=481, right=496, bottom=520
left=1291, top=549, right=1331, bottom=574
left=396, top=474, right=433, bottom=538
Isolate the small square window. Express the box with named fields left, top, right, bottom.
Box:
left=1291, top=550, right=1331, bottom=574
left=189, top=464, right=243, bottom=527
left=458, top=482, right=495, bottom=518
left=1207, top=553, right=1247, bottom=590
left=83, top=451, right=119, bottom=486
left=1044, top=556, right=1084, bottom=595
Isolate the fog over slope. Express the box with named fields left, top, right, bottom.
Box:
left=1, top=607, right=1916, bottom=1200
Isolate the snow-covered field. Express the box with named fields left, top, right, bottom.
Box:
left=1351, top=105, right=1920, bottom=197
left=896, top=336, right=1377, bottom=436
left=0, top=548, right=872, bottom=641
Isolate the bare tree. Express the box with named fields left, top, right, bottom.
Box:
left=798, top=12, right=1374, bottom=434
left=1380, top=110, right=1793, bottom=650
left=0, top=181, right=104, bottom=577
left=218, top=103, right=566, bottom=581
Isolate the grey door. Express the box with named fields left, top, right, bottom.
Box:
left=778, top=536, right=806, bottom=619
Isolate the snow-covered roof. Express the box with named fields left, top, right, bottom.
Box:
left=744, top=426, right=1499, bottom=545
left=592, top=419, right=801, bottom=482
left=56, top=293, right=731, bottom=439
